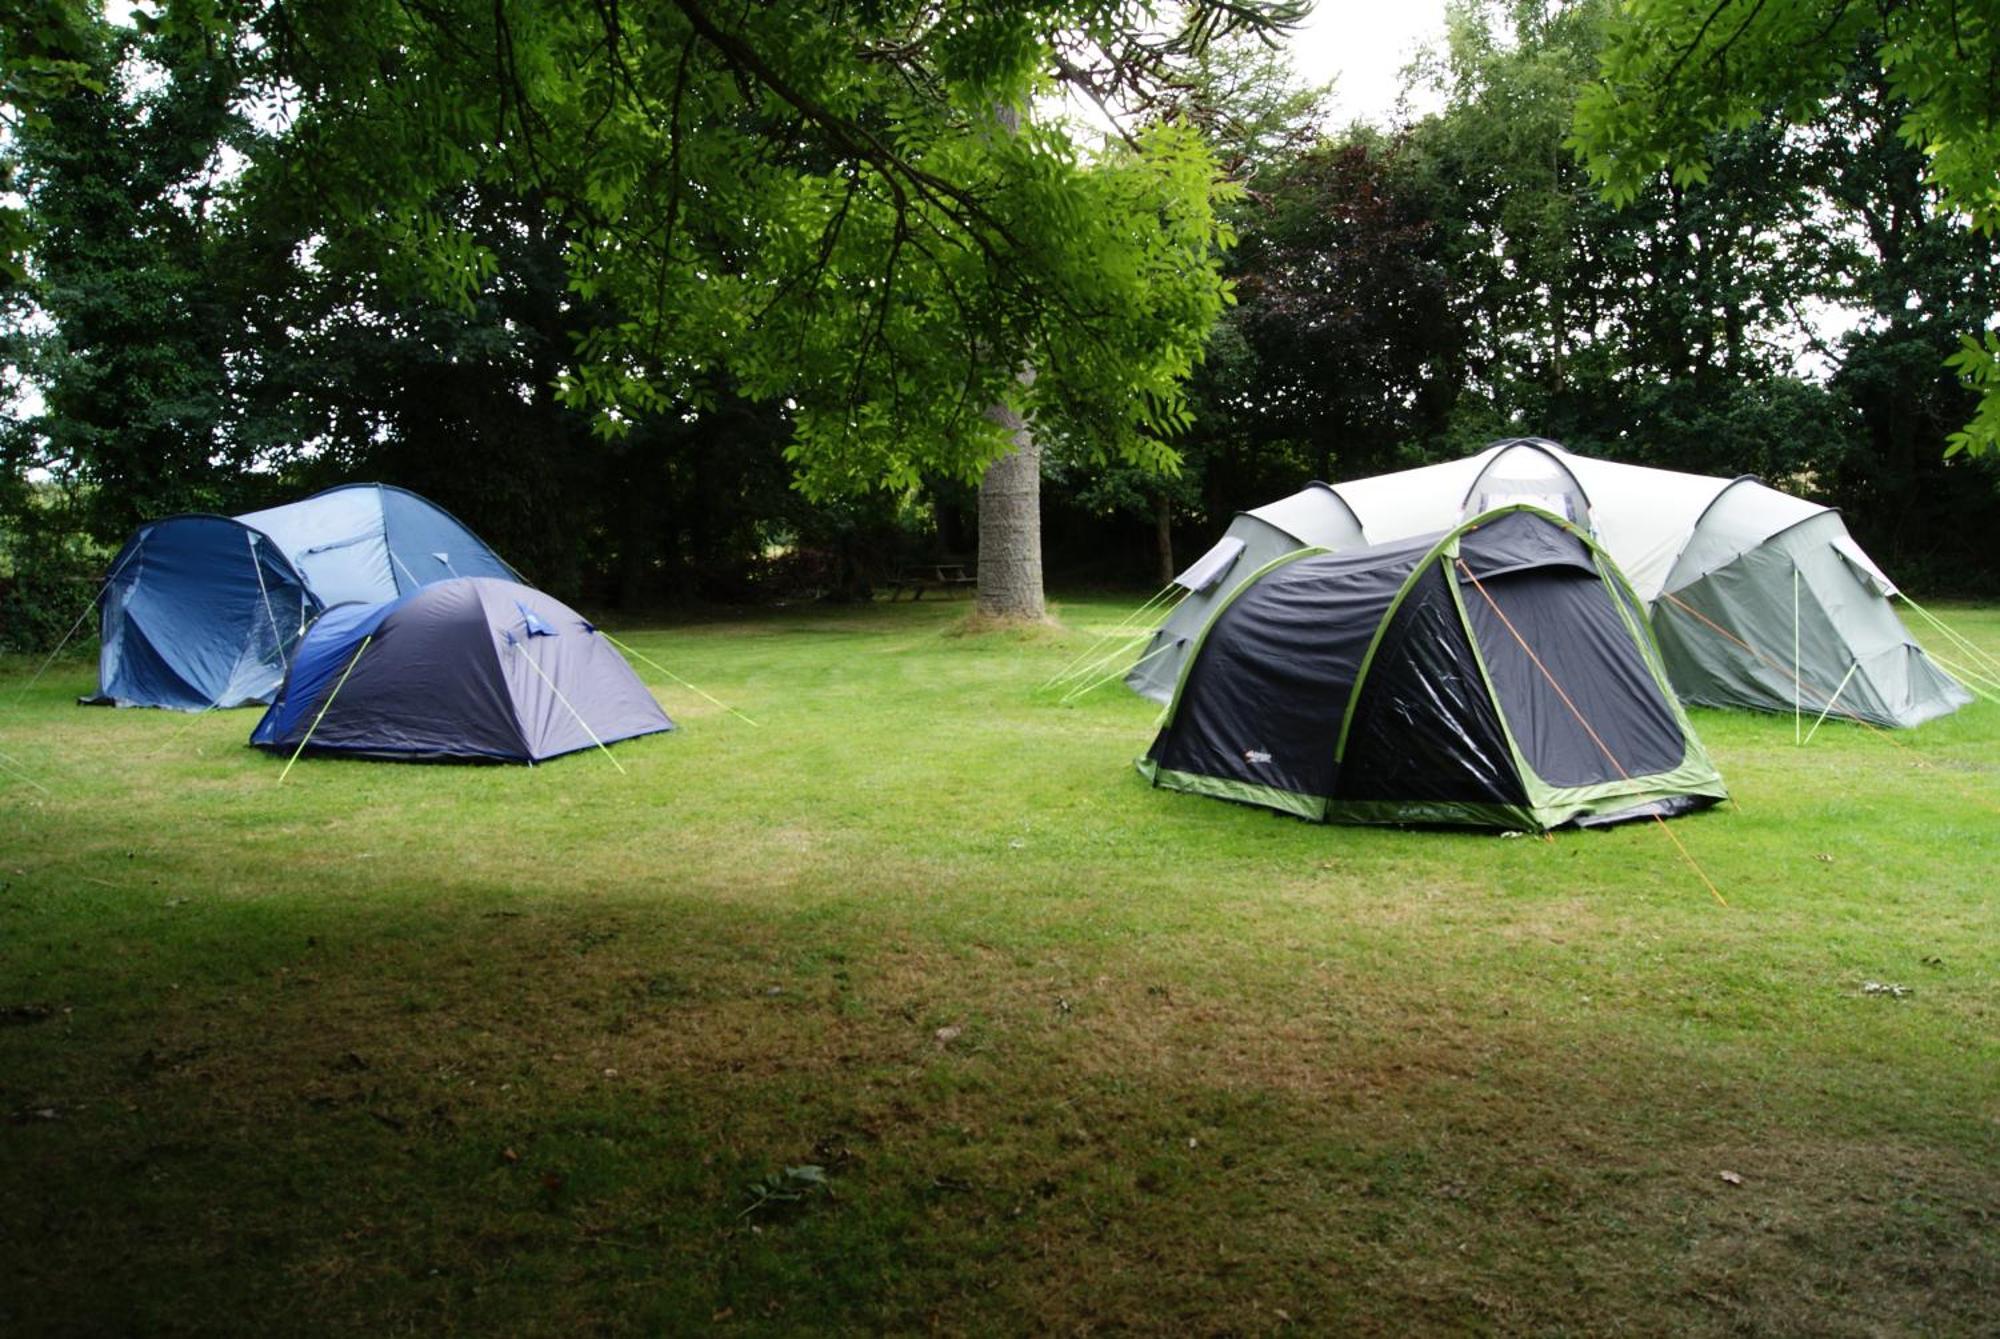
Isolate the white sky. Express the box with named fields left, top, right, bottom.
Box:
left=1288, top=0, right=1452, bottom=128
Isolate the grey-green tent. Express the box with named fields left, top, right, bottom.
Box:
left=1132, top=439, right=1969, bottom=728
left=1140, top=507, right=1728, bottom=831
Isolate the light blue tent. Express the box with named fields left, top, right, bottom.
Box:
left=90, top=484, right=519, bottom=711
left=235, top=483, right=517, bottom=605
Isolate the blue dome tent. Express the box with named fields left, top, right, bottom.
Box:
left=88, top=515, right=318, bottom=712
left=90, top=484, right=518, bottom=711
left=250, top=578, right=672, bottom=765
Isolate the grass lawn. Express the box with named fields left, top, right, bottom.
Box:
left=1, top=595, right=1994, bottom=1336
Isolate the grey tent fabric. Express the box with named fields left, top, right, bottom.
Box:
left=1648, top=478, right=1965, bottom=726
left=1655, top=509, right=1967, bottom=727
left=1126, top=483, right=1365, bottom=704
left=1175, top=536, right=1246, bottom=594
left=1154, top=441, right=1968, bottom=728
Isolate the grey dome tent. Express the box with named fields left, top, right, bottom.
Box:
left=1132, top=439, right=1969, bottom=728
left=90, top=483, right=518, bottom=711
left=250, top=577, right=670, bottom=764
left=1140, top=507, right=1728, bottom=831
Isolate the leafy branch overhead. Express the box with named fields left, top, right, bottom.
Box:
left=132, top=0, right=1305, bottom=496
left=1569, top=0, right=2000, bottom=455
left=0, top=0, right=105, bottom=290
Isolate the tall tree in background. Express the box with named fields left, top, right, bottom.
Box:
left=4, top=18, right=247, bottom=540
left=1074, top=27, right=1332, bottom=567
left=218, top=0, right=1301, bottom=618
left=1571, top=0, right=2000, bottom=457
left=1229, top=134, right=1459, bottom=479
left=1400, top=0, right=1835, bottom=461
left=1813, top=64, right=2000, bottom=587
left=0, top=0, right=102, bottom=291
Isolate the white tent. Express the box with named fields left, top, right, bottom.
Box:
left=1130, top=439, right=1971, bottom=728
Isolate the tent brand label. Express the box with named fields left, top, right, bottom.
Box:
left=1243, top=749, right=1273, bottom=764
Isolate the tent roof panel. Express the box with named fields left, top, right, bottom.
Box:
left=1663, top=477, right=1831, bottom=592
left=236, top=482, right=517, bottom=607
left=1555, top=452, right=1736, bottom=602
left=237, top=486, right=399, bottom=605
left=1244, top=481, right=1365, bottom=548
left=1326, top=447, right=1500, bottom=542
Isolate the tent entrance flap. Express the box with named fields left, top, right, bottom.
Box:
left=1338, top=561, right=1526, bottom=807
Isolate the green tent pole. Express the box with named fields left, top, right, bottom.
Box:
left=279, top=635, right=372, bottom=784
left=1802, top=661, right=1863, bottom=745
left=1800, top=567, right=1816, bottom=751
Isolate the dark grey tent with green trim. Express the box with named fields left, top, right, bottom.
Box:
left=1125, top=482, right=1365, bottom=703
left=1139, top=507, right=1728, bottom=831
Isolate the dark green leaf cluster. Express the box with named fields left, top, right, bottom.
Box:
left=219, top=0, right=1264, bottom=494
left=1571, top=0, right=2000, bottom=454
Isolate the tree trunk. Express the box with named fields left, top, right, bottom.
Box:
left=975, top=399, right=1044, bottom=620
left=1154, top=492, right=1174, bottom=585
left=972, top=99, right=1046, bottom=621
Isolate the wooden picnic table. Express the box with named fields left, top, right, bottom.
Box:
left=885, top=563, right=977, bottom=600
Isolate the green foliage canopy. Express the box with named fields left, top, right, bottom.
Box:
left=201, top=0, right=1289, bottom=496
left=1570, top=0, right=2000, bottom=455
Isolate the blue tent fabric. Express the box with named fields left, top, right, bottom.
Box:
left=92, top=484, right=517, bottom=711
left=89, top=516, right=317, bottom=711
left=250, top=578, right=672, bottom=763
left=249, top=599, right=402, bottom=740
left=235, top=483, right=517, bottom=605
